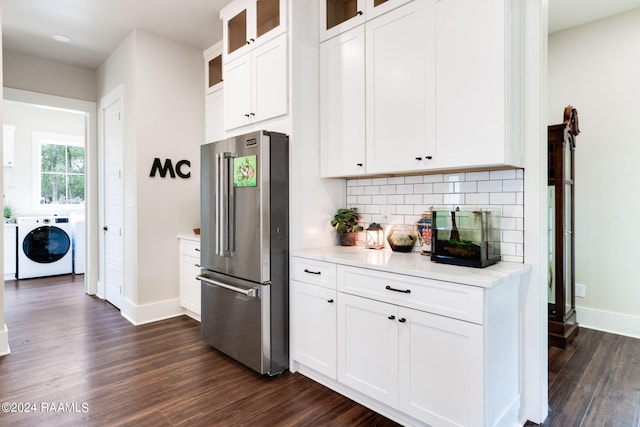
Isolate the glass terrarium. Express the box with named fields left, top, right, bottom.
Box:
left=431, top=208, right=501, bottom=268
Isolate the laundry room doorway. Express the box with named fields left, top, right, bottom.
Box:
left=3, top=88, right=98, bottom=296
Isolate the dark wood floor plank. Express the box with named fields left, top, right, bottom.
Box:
left=2, top=275, right=400, bottom=426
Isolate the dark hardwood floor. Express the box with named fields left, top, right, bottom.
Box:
left=1, top=275, right=399, bottom=426
left=528, top=327, right=640, bottom=426
left=4, top=276, right=640, bottom=426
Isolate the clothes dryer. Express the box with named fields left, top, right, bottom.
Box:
left=17, top=216, right=73, bottom=279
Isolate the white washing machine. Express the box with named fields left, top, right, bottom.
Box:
left=17, top=216, right=73, bottom=279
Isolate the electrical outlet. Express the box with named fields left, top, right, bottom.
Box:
left=575, top=283, right=586, bottom=298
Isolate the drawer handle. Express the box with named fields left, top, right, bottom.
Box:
left=327, top=299, right=334, bottom=303
left=304, top=269, right=321, bottom=275
left=398, top=318, right=407, bottom=323
left=195, top=248, right=200, bottom=252
left=195, top=264, right=201, bottom=268
left=388, top=315, right=395, bottom=320
left=385, top=285, right=411, bottom=294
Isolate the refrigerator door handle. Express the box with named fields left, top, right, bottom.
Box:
left=196, top=275, right=258, bottom=297
left=216, top=151, right=236, bottom=256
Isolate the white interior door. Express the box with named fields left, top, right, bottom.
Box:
left=101, top=91, right=124, bottom=309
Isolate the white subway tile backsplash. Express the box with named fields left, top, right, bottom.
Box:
left=414, top=183, right=434, bottom=194
left=478, top=180, right=503, bottom=193
left=405, top=194, right=423, bottom=205
left=455, top=181, right=478, bottom=193
left=444, top=194, right=465, bottom=205
left=465, top=171, right=490, bottom=181
left=372, top=195, right=388, bottom=205
left=490, top=192, right=516, bottom=205
left=423, top=174, right=444, bottom=183
left=423, top=194, right=444, bottom=205
left=380, top=185, right=396, bottom=195
left=372, top=177, right=388, bottom=185
left=365, top=186, right=380, bottom=195
left=396, top=184, right=414, bottom=194
left=433, top=182, right=454, bottom=193
left=397, top=205, right=414, bottom=215
left=349, top=186, right=365, bottom=196
left=503, top=179, right=524, bottom=192
left=388, top=194, right=405, bottom=204
left=490, top=169, right=517, bottom=180
left=405, top=175, right=424, bottom=184
left=357, top=195, right=372, bottom=205
left=465, top=192, right=490, bottom=205
left=347, top=168, right=525, bottom=263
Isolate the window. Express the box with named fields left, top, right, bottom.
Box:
left=33, top=132, right=85, bottom=206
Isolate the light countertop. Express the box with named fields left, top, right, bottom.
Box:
left=177, top=234, right=200, bottom=242
left=293, top=246, right=530, bottom=289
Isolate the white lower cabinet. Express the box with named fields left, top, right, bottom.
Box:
left=292, top=254, right=524, bottom=427
left=179, top=237, right=201, bottom=320
left=292, top=281, right=337, bottom=379
left=398, top=305, right=483, bottom=426
left=338, top=293, right=399, bottom=407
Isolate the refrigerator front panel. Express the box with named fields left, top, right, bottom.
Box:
left=226, top=131, right=270, bottom=282
left=201, top=131, right=271, bottom=284
left=201, top=139, right=231, bottom=276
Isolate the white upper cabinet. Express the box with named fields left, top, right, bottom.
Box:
left=319, top=0, right=524, bottom=177
left=365, top=1, right=435, bottom=174
left=224, top=33, right=288, bottom=131
left=320, top=26, right=366, bottom=177
left=320, top=0, right=412, bottom=42
left=433, top=0, right=523, bottom=170
left=221, top=0, right=287, bottom=63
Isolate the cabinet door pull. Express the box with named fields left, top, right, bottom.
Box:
left=303, top=268, right=321, bottom=275
left=250, top=38, right=255, bottom=43
left=415, top=157, right=422, bottom=161
left=385, top=285, right=411, bottom=294
left=250, top=112, right=255, bottom=117
left=357, top=10, right=363, bottom=15
left=426, top=155, right=433, bottom=160
left=244, top=113, right=250, bottom=118
left=195, top=264, right=201, bottom=268
left=356, top=163, right=363, bottom=167
left=398, top=317, right=407, bottom=323
left=327, top=299, right=334, bottom=303
left=388, top=315, right=395, bottom=320
left=195, top=248, right=200, bottom=252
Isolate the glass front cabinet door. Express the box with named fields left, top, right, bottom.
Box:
left=547, top=106, right=579, bottom=348
left=221, top=0, right=286, bottom=61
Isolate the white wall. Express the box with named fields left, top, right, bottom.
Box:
left=0, top=9, right=9, bottom=357
left=3, top=101, right=86, bottom=217
left=548, top=8, right=640, bottom=338
left=2, top=50, right=97, bottom=102
left=97, top=30, right=203, bottom=323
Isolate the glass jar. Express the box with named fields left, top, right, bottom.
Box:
left=386, top=225, right=417, bottom=252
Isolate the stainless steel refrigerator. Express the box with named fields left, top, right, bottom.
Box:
left=197, top=130, right=289, bottom=376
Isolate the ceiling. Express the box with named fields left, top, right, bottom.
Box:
left=549, top=0, right=640, bottom=33
left=2, top=0, right=640, bottom=70
left=1, top=0, right=229, bottom=70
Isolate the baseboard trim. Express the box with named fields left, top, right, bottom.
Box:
left=0, top=323, right=11, bottom=356
left=577, top=305, right=640, bottom=339
left=120, top=298, right=184, bottom=326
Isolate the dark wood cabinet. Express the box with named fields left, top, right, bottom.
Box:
left=548, top=106, right=579, bottom=348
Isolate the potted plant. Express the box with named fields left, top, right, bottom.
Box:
left=331, top=207, right=364, bottom=246
left=3, top=204, right=13, bottom=224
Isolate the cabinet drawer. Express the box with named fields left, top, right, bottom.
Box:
left=337, top=265, right=484, bottom=324
left=180, top=240, right=201, bottom=258
left=292, top=257, right=337, bottom=289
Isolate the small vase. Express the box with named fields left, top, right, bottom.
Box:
left=386, top=225, right=417, bottom=252
left=338, top=232, right=357, bottom=246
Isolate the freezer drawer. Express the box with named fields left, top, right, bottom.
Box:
left=198, top=272, right=287, bottom=376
